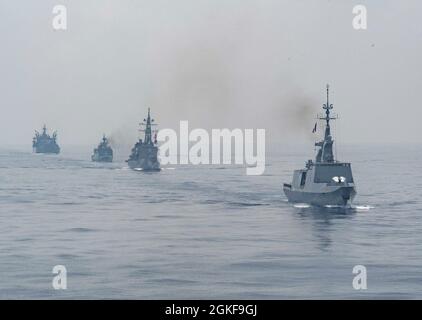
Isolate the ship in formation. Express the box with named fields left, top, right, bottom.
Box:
left=30, top=92, right=357, bottom=206
left=32, top=125, right=60, bottom=154
left=126, top=108, right=161, bottom=171
left=283, top=85, right=357, bottom=206
left=92, top=134, right=113, bottom=162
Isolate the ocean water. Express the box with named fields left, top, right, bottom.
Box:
left=0, top=144, right=421, bottom=299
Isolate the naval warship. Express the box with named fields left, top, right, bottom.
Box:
left=32, top=125, right=60, bottom=154
left=126, top=108, right=160, bottom=171
left=92, top=135, right=113, bottom=162
left=283, top=85, right=356, bottom=206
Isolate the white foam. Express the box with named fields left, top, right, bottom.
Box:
left=353, top=205, right=374, bottom=211
left=294, top=203, right=311, bottom=208
left=115, top=167, right=129, bottom=171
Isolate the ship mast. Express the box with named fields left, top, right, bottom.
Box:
left=315, top=84, right=337, bottom=163
left=320, top=84, right=336, bottom=139
left=139, top=108, right=157, bottom=145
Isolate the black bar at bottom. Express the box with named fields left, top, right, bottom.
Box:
left=0, top=300, right=415, bottom=318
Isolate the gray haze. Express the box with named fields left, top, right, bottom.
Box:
left=1, top=0, right=421, bottom=149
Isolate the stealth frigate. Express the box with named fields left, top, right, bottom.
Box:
left=32, top=125, right=60, bottom=154
left=92, top=135, right=113, bottom=162
left=283, top=85, right=356, bottom=206
left=126, top=108, right=160, bottom=171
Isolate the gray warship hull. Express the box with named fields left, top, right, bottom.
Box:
left=127, top=145, right=160, bottom=171
left=283, top=185, right=356, bottom=206
left=91, top=153, right=113, bottom=162
left=34, top=145, right=60, bottom=154
left=127, top=159, right=161, bottom=171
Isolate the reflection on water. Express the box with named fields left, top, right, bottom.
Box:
left=294, top=205, right=357, bottom=251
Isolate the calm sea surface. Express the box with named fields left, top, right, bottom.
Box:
left=0, top=145, right=421, bottom=299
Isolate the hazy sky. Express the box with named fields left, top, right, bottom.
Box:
left=1, top=0, right=421, bottom=148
